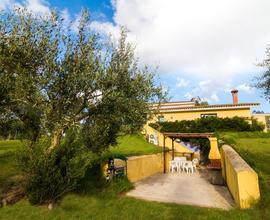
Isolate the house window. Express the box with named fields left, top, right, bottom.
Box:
left=200, top=113, right=217, bottom=118
left=158, top=115, right=165, bottom=122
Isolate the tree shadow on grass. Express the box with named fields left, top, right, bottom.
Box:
left=75, top=164, right=133, bottom=198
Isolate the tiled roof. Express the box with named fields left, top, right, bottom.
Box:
left=152, top=103, right=260, bottom=112
left=152, top=100, right=196, bottom=104
left=150, top=101, right=196, bottom=109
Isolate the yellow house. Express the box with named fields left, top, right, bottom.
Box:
left=141, top=90, right=262, bottom=208
left=145, top=90, right=268, bottom=133
left=143, top=89, right=265, bottom=156
left=149, top=101, right=258, bottom=123
left=253, top=113, right=270, bottom=132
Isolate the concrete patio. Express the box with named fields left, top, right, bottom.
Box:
left=126, top=170, right=234, bottom=209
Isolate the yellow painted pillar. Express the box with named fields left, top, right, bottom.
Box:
left=208, top=137, right=221, bottom=168
left=208, top=137, right=220, bottom=159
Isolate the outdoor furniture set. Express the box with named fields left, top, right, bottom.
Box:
left=169, top=157, right=199, bottom=174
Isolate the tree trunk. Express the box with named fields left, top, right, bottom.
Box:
left=47, top=129, right=63, bottom=153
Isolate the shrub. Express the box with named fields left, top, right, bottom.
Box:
left=148, top=117, right=264, bottom=156
left=18, top=131, right=95, bottom=205
left=250, top=119, right=265, bottom=131
left=149, top=116, right=264, bottom=133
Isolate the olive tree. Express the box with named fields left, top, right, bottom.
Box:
left=0, top=8, right=164, bottom=153
left=0, top=8, right=165, bottom=204
left=256, top=47, right=270, bottom=101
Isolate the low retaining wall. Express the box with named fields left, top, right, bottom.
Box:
left=126, top=153, right=163, bottom=182
left=221, top=145, right=260, bottom=209
left=126, top=152, right=173, bottom=182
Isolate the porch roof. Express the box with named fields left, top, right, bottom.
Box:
left=163, top=132, right=215, bottom=139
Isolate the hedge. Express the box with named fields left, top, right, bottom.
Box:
left=149, top=116, right=264, bottom=133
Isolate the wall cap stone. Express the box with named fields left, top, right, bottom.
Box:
left=127, top=153, right=163, bottom=161
left=221, top=145, right=256, bottom=173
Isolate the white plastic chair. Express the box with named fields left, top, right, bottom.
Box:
left=174, top=157, right=186, bottom=172
left=169, top=161, right=179, bottom=173
left=192, top=158, right=199, bottom=172
left=175, top=160, right=184, bottom=172
left=174, top=157, right=186, bottom=161
left=183, top=161, right=194, bottom=173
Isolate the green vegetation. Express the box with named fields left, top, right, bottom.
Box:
left=149, top=116, right=264, bottom=133
left=0, top=191, right=254, bottom=220
left=149, top=118, right=264, bottom=158
left=219, top=132, right=270, bottom=219
left=109, top=134, right=163, bottom=157
left=0, top=132, right=270, bottom=219
left=18, top=137, right=95, bottom=205
left=255, top=44, right=270, bottom=101
left=0, top=140, right=24, bottom=195
left=0, top=135, right=161, bottom=197
left=0, top=8, right=165, bottom=204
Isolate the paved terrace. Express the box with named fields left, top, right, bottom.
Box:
left=126, top=170, right=234, bottom=209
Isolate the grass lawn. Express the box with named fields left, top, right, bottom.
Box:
left=219, top=132, right=270, bottom=219
left=109, top=134, right=163, bottom=157
left=0, top=140, right=25, bottom=195
left=0, top=133, right=269, bottom=219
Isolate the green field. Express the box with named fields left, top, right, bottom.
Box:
left=0, top=133, right=270, bottom=220
left=110, top=134, right=163, bottom=157
left=0, top=140, right=25, bottom=195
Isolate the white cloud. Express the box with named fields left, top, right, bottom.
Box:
left=210, top=93, right=219, bottom=102
left=0, top=0, right=72, bottom=32
left=60, top=8, right=70, bottom=23
left=176, top=77, right=190, bottom=88
left=184, top=92, right=193, bottom=100
left=236, top=83, right=254, bottom=94
left=184, top=79, right=233, bottom=103
left=0, top=0, right=9, bottom=10
left=110, top=0, right=270, bottom=79
left=0, top=0, right=19, bottom=10
left=90, top=21, right=120, bottom=43
left=0, top=0, right=50, bottom=14
left=1, top=0, right=266, bottom=103
left=23, top=0, right=50, bottom=14
left=25, top=0, right=50, bottom=14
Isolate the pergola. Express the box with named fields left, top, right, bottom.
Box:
left=162, top=132, right=221, bottom=173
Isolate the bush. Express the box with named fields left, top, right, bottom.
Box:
left=250, top=119, right=265, bottom=131
left=149, top=116, right=264, bottom=133
left=148, top=117, right=264, bottom=155
left=18, top=131, right=95, bottom=205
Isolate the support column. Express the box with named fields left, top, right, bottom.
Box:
left=172, top=138, right=175, bottom=160
left=163, top=135, right=166, bottom=173
left=208, top=137, right=221, bottom=168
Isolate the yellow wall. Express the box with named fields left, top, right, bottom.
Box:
left=144, top=124, right=192, bottom=153
left=126, top=153, right=164, bottom=182
left=208, top=137, right=221, bottom=160
left=221, top=145, right=260, bottom=209
left=126, top=152, right=174, bottom=182
left=253, top=115, right=269, bottom=132
left=145, top=124, right=221, bottom=161
left=101, top=152, right=175, bottom=183
left=149, top=108, right=252, bottom=123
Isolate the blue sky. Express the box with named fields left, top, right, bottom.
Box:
left=1, top=0, right=270, bottom=112
left=50, top=0, right=114, bottom=22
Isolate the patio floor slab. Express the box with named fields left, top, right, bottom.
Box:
left=126, top=170, right=234, bottom=209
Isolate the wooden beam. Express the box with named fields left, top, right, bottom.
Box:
left=163, top=132, right=214, bottom=139
left=163, top=135, right=166, bottom=173
left=172, top=138, right=174, bottom=160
